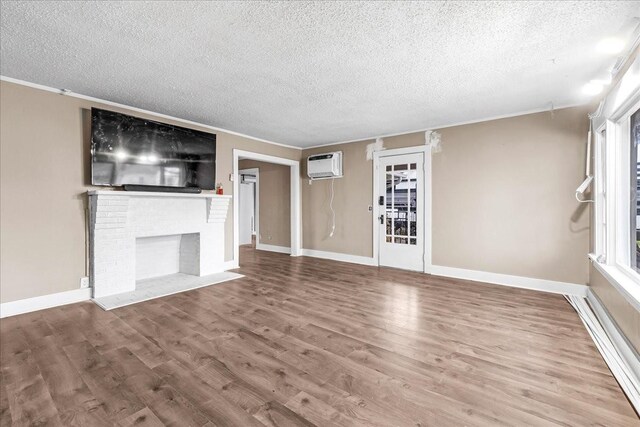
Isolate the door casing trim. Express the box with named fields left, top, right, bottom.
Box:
left=233, top=149, right=301, bottom=266
left=373, top=145, right=432, bottom=273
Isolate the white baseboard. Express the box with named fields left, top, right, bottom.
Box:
left=298, top=251, right=588, bottom=297
left=256, top=243, right=291, bottom=254
left=430, top=265, right=588, bottom=296
left=0, top=288, right=92, bottom=318
left=567, top=291, right=640, bottom=412
left=301, top=249, right=377, bottom=266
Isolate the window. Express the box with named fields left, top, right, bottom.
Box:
left=385, top=163, right=418, bottom=245
left=608, top=103, right=640, bottom=279
left=631, top=109, right=640, bottom=273
left=592, top=97, right=640, bottom=309
left=590, top=54, right=640, bottom=310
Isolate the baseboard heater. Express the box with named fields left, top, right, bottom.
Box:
left=565, top=294, right=640, bottom=414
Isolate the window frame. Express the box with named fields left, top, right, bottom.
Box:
left=593, top=126, right=607, bottom=260
left=592, top=95, right=640, bottom=312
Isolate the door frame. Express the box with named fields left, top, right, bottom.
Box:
left=373, top=145, right=432, bottom=273
left=233, top=149, right=301, bottom=266
left=238, top=167, right=259, bottom=244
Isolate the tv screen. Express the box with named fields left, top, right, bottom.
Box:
left=91, top=108, right=216, bottom=190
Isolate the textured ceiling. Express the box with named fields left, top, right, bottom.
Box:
left=1, top=1, right=639, bottom=147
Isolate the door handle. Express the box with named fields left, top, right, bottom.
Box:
left=379, top=215, right=384, bottom=224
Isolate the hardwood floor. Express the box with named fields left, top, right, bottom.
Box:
left=1, top=246, right=637, bottom=426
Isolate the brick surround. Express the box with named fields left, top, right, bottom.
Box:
left=88, top=191, right=231, bottom=298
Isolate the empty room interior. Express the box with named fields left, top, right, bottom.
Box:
left=2, top=1, right=640, bottom=425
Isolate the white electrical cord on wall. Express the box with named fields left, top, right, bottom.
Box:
left=329, top=177, right=336, bottom=237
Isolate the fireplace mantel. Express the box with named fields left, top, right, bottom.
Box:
left=88, top=189, right=231, bottom=199
left=88, top=190, right=232, bottom=299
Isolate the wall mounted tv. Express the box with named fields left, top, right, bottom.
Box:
left=91, top=108, right=216, bottom=190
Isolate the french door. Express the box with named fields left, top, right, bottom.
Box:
left=378, top=152, right=424, bottom=271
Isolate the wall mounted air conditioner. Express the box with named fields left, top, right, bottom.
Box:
left=307, top=151, right=343, bottom=180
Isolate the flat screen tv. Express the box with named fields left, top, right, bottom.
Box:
left=91, top=108, right=216, bottom=190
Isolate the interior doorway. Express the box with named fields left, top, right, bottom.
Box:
left=238, top=159, right=290, bottom=255
left=238, top=168, right=258, bottom=246
left=232, top=149, right=301, bottom=267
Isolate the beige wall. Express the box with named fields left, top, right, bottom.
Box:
left=302, top=132, right=432, bottom=256
left=433, top=107, right=589, bottom=283
left=302, top=106, right=591, bottom=284
left=303, top=140, right=376, bottom=256
left=238, top=160, right=291, bottom=247
left=0, top=81, right=300, bottom=303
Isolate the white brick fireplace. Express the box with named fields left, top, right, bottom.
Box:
left=88, top=190, right=232, bottom=299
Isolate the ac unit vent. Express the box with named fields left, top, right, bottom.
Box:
left=307, top=152, right=343, bottom=180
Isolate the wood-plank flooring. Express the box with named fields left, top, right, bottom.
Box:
left=1, top=246, right=637, bottom=426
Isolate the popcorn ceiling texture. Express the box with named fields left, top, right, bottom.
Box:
left=0, top=1, right=638, bottom=147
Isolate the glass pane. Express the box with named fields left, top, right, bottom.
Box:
left=386, top=172, right=393, bottom=238
left=395, top=219, right=408, bottom=236
left=394, top=167, right=408, bottom=237
left=408, top=167, right=417, bottom=237
left=631, top=109, right=640, bottom=272
left=384, top=160, right=421, bottom=246
left=386, top=173, right=393, bottom=209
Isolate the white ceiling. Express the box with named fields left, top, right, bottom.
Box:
left=1, top=1, right=639, bottom=148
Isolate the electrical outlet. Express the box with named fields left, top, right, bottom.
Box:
left=80, top=277, right=90, bottom=289
left=229, top=173, right=234, bottom=182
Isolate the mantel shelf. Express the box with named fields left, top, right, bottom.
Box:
left=88, top=190, right=232, bottom=199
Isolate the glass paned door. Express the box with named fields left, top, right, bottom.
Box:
left=379, top=153, right=424, bottom=271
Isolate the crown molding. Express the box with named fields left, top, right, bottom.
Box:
left=302, top=102, right=586, bottom=151
left=0, top=75, right=303, bottom=151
